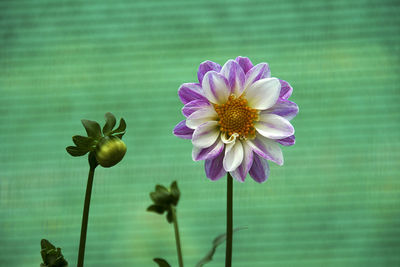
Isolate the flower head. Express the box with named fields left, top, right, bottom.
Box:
left=174, top=57, right=298, bottom=183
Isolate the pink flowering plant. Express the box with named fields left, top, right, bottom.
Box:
left=174, top=56, right=298, bottom=182
left=173, top=57, right=298, bottom=266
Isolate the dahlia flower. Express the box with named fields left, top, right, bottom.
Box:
left=174, top=57, right=298, bottom=183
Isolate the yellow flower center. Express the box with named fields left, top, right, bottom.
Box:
left=214, top=95, right=258, bottom=139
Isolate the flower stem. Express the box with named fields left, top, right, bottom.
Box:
left=225, top=172, right=233, bottom=267
left=171, top=205, right=184, bottom=267
left=77, top=167, right=95, bottom=267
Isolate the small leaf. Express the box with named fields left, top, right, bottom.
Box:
left=153, top=258, right=171, bottom=267
left=72, top=135, right=94, bottom=150
left=66, top=146, right=89, bottom=157
left=195, top=227, right=247, bottom=267
left=103, top=112, right=117, bottom=135
left=170, top=181, right=180, bottom=206
left=147, top=204, right=166, bottom=214
left=110, top=118, right=126, bottom=135
left=81, top=119, right=102, bottom=139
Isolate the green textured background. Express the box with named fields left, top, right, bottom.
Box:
left=1, top=0, right=399, bottom=266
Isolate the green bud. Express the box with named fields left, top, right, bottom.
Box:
left=95, top=137, right=127, bottom=168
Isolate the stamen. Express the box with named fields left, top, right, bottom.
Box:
left=214, top=95, right=258, bottom=139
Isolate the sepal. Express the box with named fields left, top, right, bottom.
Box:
left=81, top=119, right=102, bottom=139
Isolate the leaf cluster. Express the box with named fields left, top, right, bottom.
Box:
left=40, top=239, right=68, bottom=267
left=147, top=181, right=180, bottom=223
left=66, top=112, right=126, bottom=157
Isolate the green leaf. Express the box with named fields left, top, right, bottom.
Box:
left=66, top=146, right=89, bottom=157
left=102, top=112, right=117, bottom=135
left=153, top=258, right=171, bottom=267
left=110, top=118, right=126, bottom=135
left=170, top=181, right=180, bottom=206
left=72, top=135, right=94, bottom=150
left=195, top=227, right=247, bottom=267
left=81, top=119, right=102, bottom=139
left=147, top=204, right=166, bottom=214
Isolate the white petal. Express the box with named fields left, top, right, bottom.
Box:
left=255, top=114, right=294, bottom=139
left=192, top=121, right=220, bottom=148
left=230, top=142, right=254, bottom=182
left=244, top=78, right=280, bottom=110
left=202, top=71, right=231, bottom=104
left=223, top=140, right=244, bottom=172
left=246, top=135, right=283, bottom=165
left=186, top=105, right=218, bottom=129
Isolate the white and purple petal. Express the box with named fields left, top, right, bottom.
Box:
left=276, top=135, right=295, bottom=146
left=263, top=99, right=299, bottom=121
left=223, top=139, right=244, bottom=172
left=186, top=105, right=218, bottom=129
left=178, top=83, right=208, bottom=104
left=205, top=149, right=226, bottom=181
left=245, top=78, right=281, bottom=110
left=255, top=113, right=294, bottom=139
left=246, top=135, right=283, bottom=165
left=202, top=71, right=231, bottom=104
left=182, top=99, right=211, bottom=117
left=197, top=60, right=222, bottom=84
left=192, top=121, right=220, bottom=148
left=220, top=60, right=246, bottom=97
left=235, top=56, right=253, bottom=74
left=173, top=120, right=194, bottom=139
left=279, top=80, right=293, bottom=100
left=230, top=142, right=254, bottom=182
left=244, top=63, right=271, bottom=89
left=249, top=153, right=270, bottom=183
left=192, top=138, right=224, bottom=161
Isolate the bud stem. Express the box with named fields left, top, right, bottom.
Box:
left=77, top=167, right=96, bottom=267
left=171, top=206, right=184, bottom=267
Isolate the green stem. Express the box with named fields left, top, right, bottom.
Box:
left=77, top=167, right=95, bottom=267
left=171, top=206, right=184, bottom=267
left=225, top=173, right=233, bottom=267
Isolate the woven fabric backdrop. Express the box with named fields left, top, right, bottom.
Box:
left=1, top=0, right=399, bottom=266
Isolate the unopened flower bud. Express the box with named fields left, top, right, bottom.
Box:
left=95, top=137, right=127, bottom=168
